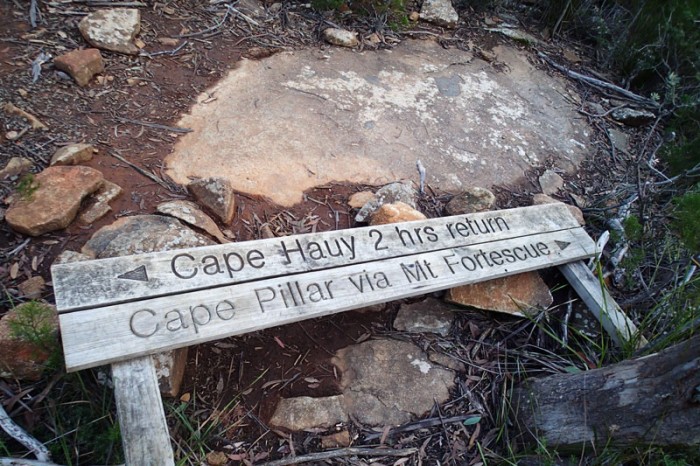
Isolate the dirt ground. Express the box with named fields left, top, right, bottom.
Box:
left=0, top=0, right=655, bottom=464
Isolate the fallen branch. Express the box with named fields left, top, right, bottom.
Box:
left=259, top=447, right=418, bottom=466
left=0, top=403, right=51, bottom=462
left=364, top=414, right=474, bottom=441
left=0, top=459, right=60, bottom=466
left=106, top=150, right=173, bottom=190
left=537, top=52, right=659, bottom=109
left=113, top=116, right=192, bottom=134
left=3, top=103, right=48, bottom=130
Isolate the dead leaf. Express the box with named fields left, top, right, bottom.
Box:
left=180, top=392, right=191, bottom=402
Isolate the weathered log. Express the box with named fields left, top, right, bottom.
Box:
left=512, top=334, right=700, bottom=450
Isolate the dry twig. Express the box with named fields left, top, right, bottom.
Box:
left=259, top=447, right=418, bottom=466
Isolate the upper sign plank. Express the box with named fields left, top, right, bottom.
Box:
left=60, top=227, right=596, bottom=371
left=53, top=204, right=581, bottom=311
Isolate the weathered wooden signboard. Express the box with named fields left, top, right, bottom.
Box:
left=52, top=203, right=637, bottom=466
left=53, top=203, right=582, bottom=311
left=53, top=204, right=597, bottom=371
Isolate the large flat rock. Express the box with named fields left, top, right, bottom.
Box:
left=166, top=40, right=590, bottom=207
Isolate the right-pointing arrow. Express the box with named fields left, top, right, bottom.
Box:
left=555, top=240, right=571, bottom=251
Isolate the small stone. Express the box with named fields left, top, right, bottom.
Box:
left=586, top=101, right=605, bottom=115
left=608, top=128, right=630, bottom=155
left=446, top=271, right=553, bottom=316
left=188, top=177, right=236, bottom=224
left=562, top=48, right=581, bottom=63
left=50, top=143, right=95, bottom=166
left=370, top=201, right=426, bottom=225
left=6, top=166, right=105, bottom=236
left=409, top=11, right=420, bottom=21
left=333, top=339, right=455, bottom=426
left=18, top=276, right=45, bottom=299
left=53, top=49, right=104, bottom=87
left=79, top=180, right=123, bottom=224
left=321, top=430, right=351, bottom=449
left=539, top=169, right=564, bottom=195
left=348, top=191, right=375, bottom=209
left=366, top=33, right=381, bottom=45
left=157, top=200, right=229, bottom=243
left=0, top=302, right=58, bottom=381
left=79, top=8, right=141, bottom=55
left=18, top=88, right=28, bottom=98
left=610, top=107, right=656, bottom=127
left=322, top=28, right=359, bottom=48
left=394, top=298, right=455, bottom=336
left=269, top=395, right=348, bottom=431
left=445, top=187, right=496, bottom=215
left=156, top=37, right=179, bottom=46
left=5, top=131, right=19, bottom=141
left=82, top=214, right=214, bottom=259
left=205, top=451, right=228, bottom=466
left=355, top=182, right=417, bottom=222
left=420, top=0, right=459, bottom=28
left=0, top=157, right=33, bottom=180
left=532, top=193, right=584, bottom=226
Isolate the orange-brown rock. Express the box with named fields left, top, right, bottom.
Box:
left=348, top=190, right=375, bottom=209
left=370, top=201, right=426, bottom=225
left=0, top=303, right=59, bottom=381
left=6, top=166, right=104, bottom=236
left=446, top=271, right=553, bottom=316
left=53, top=49, right=104, bottom=87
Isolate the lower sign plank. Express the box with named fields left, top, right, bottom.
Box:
left=60, top=228, right=595, bottom=371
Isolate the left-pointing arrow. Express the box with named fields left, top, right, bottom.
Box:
left=117, top=265, right=149, bottom=282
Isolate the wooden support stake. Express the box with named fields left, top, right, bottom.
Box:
left=112, top=357, right=174, bottom=465
left=559, top=261, right=646, bottom=347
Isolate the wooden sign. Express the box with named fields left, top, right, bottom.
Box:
left=53, top=204, right=581, bottom=311
left=59, top=227, right=595, bottom=371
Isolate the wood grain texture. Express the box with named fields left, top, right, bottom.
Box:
left=61, top=228, right=595, bottom=370
left=512, top=334, right=700, bottom=450
left=112, top=357, right=174, bottom=465
left=559, top=261, right=646, bottom=346
left=53, top=204, right=581, bottom=311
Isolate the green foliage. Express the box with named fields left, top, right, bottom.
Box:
left=311, top=0, right=345, bottom=11
left=8, top=301, right=62, bottom=371
left=16, top=173, right=39, bottom=200
left=672, top=187, right=700, bottom=253
left=41, top=372, right=123, bottom=464
left=623, top=215, right=643, bottom=242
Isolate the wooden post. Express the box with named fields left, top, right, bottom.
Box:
left=559, top=261, right=645, bottom=346
left=112, top=357, right=175, bottom=465
left=512, top=334, right=700, bottom=450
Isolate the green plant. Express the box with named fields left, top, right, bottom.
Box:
left=8, top=301, right=62, bottom=371
left=311, top=0, right=345, bottom=11
left=40, top=371, right=123, bottom=464
left=672, top=188, right=700, bottom=253
left=16, top=173, right=39, bottom=200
